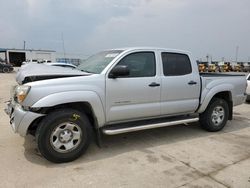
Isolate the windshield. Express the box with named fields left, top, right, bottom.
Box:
left=77, top=50, right=123, bottom=73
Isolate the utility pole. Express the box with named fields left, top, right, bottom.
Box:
left=61, top=33, right=66, bottom=62
left=235, top=46, right=239, bottom=63
left=206, top=54, right=209, bottom=63
left=23, top=41, right=26, bottom=50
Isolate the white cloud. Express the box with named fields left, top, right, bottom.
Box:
left=83, top=0, right=250, bottom=60
left=0, top=0, right=249, bottom=60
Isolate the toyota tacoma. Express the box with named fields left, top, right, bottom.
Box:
left=5, top=47, right=247, bottom=163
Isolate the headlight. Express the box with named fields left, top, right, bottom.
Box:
left=15, top=85, right=31, bottom=103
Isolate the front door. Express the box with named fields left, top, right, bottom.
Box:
left=106, top=51, right=161, bottom=123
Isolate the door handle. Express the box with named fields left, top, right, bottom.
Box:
left=188, top=81, right=197, bottom=85
left=149, top=82, right=160, bottom=87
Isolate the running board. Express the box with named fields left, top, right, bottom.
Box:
left=102, top=117, right=199, bottom=135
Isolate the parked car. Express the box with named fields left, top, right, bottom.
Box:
left=5, top=47, right=247, bottom=163
left=217, top=62, right=224, bottom=72
left=243, top=63, right=250, bottom=72
left=198, top=63, right=207, bottom=72
left=0, top=62, right=14, bottom=73
left=45, top=62, right=76, bottom=69
left=229, top=63, right=238, bottom=72
left=208, top=63, right=218, bottom=72
left=224, top=62, right=233, bottom=72
left=246, top=74, right=250, bottom=102
left=39, top=60, right=52, bottom=63
left=22, top=59, right=38, bottom=65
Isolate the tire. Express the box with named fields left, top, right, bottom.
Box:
left=36, top=109, right=93, bottom=163
left=246, top=95, right=250, bottom=103
left=3, top=67, right=9, bottom=73
left=199, top=98, right=229, bottom=132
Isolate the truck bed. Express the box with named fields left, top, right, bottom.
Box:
left=199, top=72, right=247, bottom=108
left=200, top=72, right=246, bottom=77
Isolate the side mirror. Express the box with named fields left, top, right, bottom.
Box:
left=109, top=65, right=130, bottom=78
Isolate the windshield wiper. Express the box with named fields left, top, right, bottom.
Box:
left=80, top=69, right=94, bottom=73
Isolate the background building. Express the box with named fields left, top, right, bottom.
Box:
left=0, top=48, right=56, bottom=66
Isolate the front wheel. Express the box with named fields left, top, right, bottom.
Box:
left=36, top=109, right=93, bottom=163
left=199, top=98, right=229, bottom=132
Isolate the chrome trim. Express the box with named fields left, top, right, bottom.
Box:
left=102, top=117, right=199, bottom=135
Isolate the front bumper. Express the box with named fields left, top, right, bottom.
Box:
left=4, top=100, right=44, bottom=137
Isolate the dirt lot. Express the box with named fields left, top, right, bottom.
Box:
left=0, top=71, right=250, bottom=188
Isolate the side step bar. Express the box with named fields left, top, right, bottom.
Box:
left=102, top=117, right=199, bottom=135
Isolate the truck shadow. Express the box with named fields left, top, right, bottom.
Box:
left=23, top=116, right=250, bottom=167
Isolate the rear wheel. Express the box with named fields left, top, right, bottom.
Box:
left=199, top=98, right=229, bottom=132
left=3, top=67, right=9, bottom=73
left=36, top=109, right=92, bottom=163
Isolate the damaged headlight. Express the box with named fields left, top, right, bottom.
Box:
left=15, top=85, right=31, bottom=103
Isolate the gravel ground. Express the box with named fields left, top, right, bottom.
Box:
left=0, top=71, right=250, bottom=188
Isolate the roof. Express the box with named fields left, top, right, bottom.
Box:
left=108, top=46, right=191, bottom=54
left=0, top=48, right=55, bottom=52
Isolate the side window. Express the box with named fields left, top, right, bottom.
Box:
left=116, top=52, right=156, bottom=77
left=161, top=52, right=192, bottom=76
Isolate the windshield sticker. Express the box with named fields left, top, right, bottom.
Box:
left=105, top=53, right=119, bottom=58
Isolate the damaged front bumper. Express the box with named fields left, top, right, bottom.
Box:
left=4, top=100, right=45, bottom=137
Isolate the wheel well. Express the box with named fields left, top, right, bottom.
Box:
left=28, top=102, right=98, bottom=135
left=213, top=91, right=233, bottom=120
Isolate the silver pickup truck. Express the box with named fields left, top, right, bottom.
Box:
left=5, top=47, right=247, bottom=163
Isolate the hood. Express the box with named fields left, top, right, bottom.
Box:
left=16, top=63, right=90, bottom=84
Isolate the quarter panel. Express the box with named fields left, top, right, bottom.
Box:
left=198, top=84, right=233, bottom=113
left=199, top=75, right=247, bottom=113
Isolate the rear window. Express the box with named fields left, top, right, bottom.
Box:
left=161, top=52, right=192, bottom=76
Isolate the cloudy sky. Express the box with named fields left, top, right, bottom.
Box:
left=0, top=0, right=249, bottom=61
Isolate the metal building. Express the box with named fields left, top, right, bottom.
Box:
left=0, top=48, right=56, bottom=66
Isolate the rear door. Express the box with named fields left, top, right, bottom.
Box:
left=105, top=51, right=161, bottom=123
left=160, top=52, right=200, bottom=115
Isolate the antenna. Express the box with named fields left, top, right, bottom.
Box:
left=23, top=40, right=26, bottom=50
